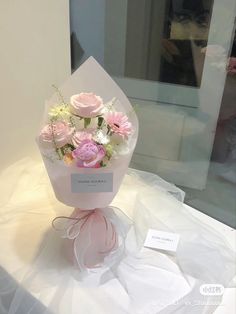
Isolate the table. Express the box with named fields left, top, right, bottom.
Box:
left=0, top=159, right=235, bottom=313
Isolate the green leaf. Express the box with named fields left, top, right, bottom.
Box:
left=98, top=116, right=104, bottom=128
left=84, top=118, right=91, bottom=128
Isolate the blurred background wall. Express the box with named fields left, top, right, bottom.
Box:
left=0, top=0, right=71, bottom=170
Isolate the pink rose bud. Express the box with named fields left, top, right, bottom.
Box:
left=70, top=93, right=104, bottom=118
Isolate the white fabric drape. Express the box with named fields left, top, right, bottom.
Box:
left=0, top=159, right=235, bottom=313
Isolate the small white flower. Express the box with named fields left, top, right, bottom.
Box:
left=49, top=104, right=71, bottom=120
left=109, top=133, right=131, bottom=156
left=113, top=142, right=130, bottom=156
left=110, top=133, right=124, bottom=145
left=93, top=129, right=110, bottom=145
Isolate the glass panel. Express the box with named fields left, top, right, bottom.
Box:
left=70, top=0, right=236, bottom=228
left=124, top=0, right=214, bottom=87
left=70, top=0, right=214, bottom=88
left=183, top=38, right=236, bottom=227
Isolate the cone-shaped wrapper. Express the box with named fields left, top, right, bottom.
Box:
left=36, top=57, right=138, bottom=209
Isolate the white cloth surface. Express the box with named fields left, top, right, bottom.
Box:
left=0, top=158, right=235, bottom=314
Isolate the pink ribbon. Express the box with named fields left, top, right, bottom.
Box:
left=52, top=208, right=118, bottom=270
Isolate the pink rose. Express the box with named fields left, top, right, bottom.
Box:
left=40, top=121, right=74, bottom=148
left=72, top=140, right=106, bottom=168
left=72, top=130, right=94, bottom=147
left=70, top=93, right=104, bottom=118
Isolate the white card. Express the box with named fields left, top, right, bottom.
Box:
left=144, top=229, right=180, bottom=253
left=71, top=173, right=113, bottom=193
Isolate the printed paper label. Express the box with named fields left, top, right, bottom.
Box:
left=144, top=229, right=180, bottom=252
left=71, top=173, right=113, bottom=193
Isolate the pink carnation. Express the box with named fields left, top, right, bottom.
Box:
left=105, top=112, right=132, bottom=139
left=72, top=140, right=106, bottom=168
left=40, top=121, right=73, bottom=148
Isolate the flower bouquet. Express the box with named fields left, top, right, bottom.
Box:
left=36, top=57, right=138, bottom=271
